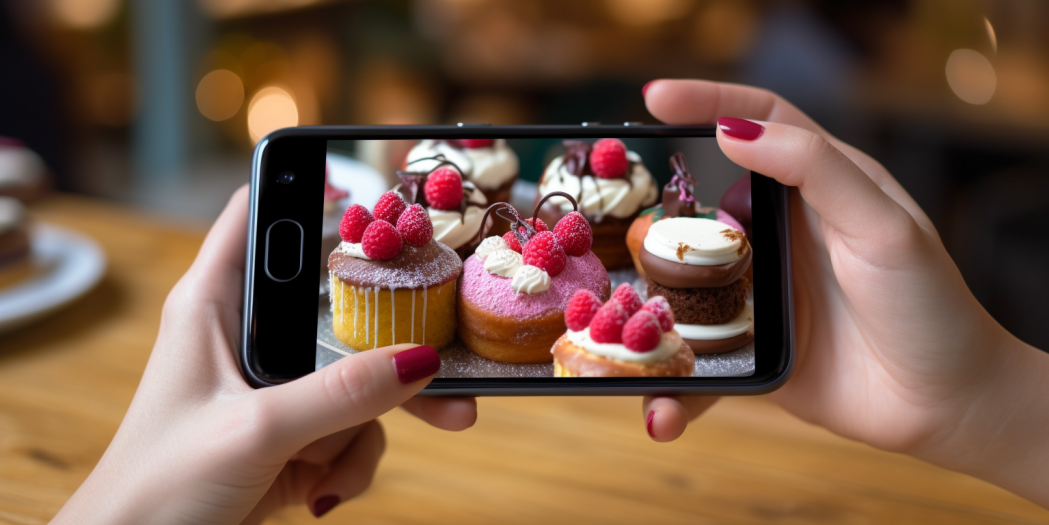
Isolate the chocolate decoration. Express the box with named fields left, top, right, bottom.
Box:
left=683, top=330, right=754, bottom=355
left=397, top=157, right=485, bottom=225
left=538, top=141, right=639, bottom=224
left=328, top=239, right=461, bottom=289
left=639, top=241, right=751, bottom=289
left=474, top=193, right=579, bottom=248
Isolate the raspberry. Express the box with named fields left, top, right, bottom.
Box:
left=374, top=191, right=407, bottom=224
left=521, top=231, right=567, bottom=277
left=459, top=138, right=494, bottom=148
left=396, top=203, right=433, bottom=246
left=502, top=218, right=547, bottom=252
left=611, top=283, right=642, bottom=316
left=640, top=296, right=675, bottom=332
left=502, top=230, right=523, bottom=253
left=589, top=138, right=629, bottom=179
left=564, top=289, right=602, bottom=331
left=553, top=211, right=592, bottom=256
left=622, top=311, right=662, bottom=352
left=589, top=301, right=629, bottom=344
left=339, top=204, right=373, bottom=243
left=361, top=220, right=402, bottom=260
left=424, top=167, right=463, bottom=211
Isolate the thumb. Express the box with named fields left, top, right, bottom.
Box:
left=254, top=344, right=440, bottom=454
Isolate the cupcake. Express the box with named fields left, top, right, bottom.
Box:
left=0, top=197, right=32, bottom=290
left=404, top=139, right=518, bottom=205
left=639, top=216, right=753, bottom=354
left=552, top=287, right=694, bottom=377
left=534, top=139, right=658, bottom=270
left=394, top=160, right=488, bottom=258
left=626, top=152, right=745, bottom=279
left=457, top=193, right=611, bottom=363
left=328, top=191, right=462, bottom=351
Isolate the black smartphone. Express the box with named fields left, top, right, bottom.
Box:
left=241, top=125, right=793, bottom=395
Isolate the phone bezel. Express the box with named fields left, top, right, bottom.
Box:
left=242, top=125, right=794, bottom=395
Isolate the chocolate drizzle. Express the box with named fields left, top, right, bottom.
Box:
left=540, top=140, right=639, bottom=224
left=475, top=191, right=579, bottom=248
left=662, top=152, right=698, bottom=218
left=396, top=155, right=485, bottom=224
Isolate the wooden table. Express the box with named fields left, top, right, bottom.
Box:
left=2, top=195, right=1046, bottom=525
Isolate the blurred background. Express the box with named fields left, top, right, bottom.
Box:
left=1, top=0, right=1047, bottom=349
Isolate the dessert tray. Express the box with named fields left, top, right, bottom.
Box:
left=0, top=223, right=106, bottom=334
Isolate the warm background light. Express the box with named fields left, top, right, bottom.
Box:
left=984, top=16, right=997, bottom=55
left=946, top=49, right=996, bottom=105
left=605, top=0, right=691, bottom=26
left=50, top=0, right=120, bottom=29
left=196, top=69, right=245, bottom=122
left=247, top=86, right=298, bottom=143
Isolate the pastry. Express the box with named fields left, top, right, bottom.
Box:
left=626, top=152, right=745, bottom=279
left=394, top=159, right=488, bottom=258
left=534, top=139, right=658, bottom=270
left=328, top=191, right=462, bottom=351
left=639, top=215, right=753, bottom=354
left=552, top=287, right=694, bottom=377
left=0, top=138, right=49, bottom=202
left=404, top=139, right=518, bottom=206
left=457, top=193, right=611, bottom=363
left=0, top=197, right=33, bottom=289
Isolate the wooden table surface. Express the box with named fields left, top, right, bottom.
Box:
left=1, top=195, right=1046, bottom=525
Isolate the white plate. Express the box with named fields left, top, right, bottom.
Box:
left=325, top=152, right=390, bottom=210
left=0, top=223, right=106, bottom=333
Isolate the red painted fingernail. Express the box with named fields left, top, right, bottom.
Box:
left=642, top=80, right=654, bottom=97
left=311, top=494, right=340, bottom=517
left=393, top=345, right=440, bottom=384
left=717, top=117, right=765, bottom=141
left=646, top=410, right=656, bottom=438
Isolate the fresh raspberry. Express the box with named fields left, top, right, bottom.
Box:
left=459, top=138, right=494, bottom=148
left=374, top=191, right=407, bottom=224
left=622, top=311, right=662, bottom=352
left=521, top=231, right=567, bottom=277
left=564, top=289, right=602, bottom=331
left=423, top=167, right=464, bottom=211
left=588, top=138, right=629, bottom=179
left=502, top=230, right=523, bottom=253
left=610, top=283, right=643, bottom=316
left=361, top=220, right=402, bottom=260
left=640, top=296, right=675, bottom=332
left=339, top=204, right=373, bottom=243
left=396, top=203, right=433, bottom=246
left=553, top=211, right=592, bottom=256
left=502, top=218, right=548, bottom=252
left=589, top=301, right=629, bottom=344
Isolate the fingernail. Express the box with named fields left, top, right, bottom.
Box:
left=646, top=410, right=656, bottom=438
left=717, top=117, right=764, bottom=141
left=393, top=345, right=440, bottom=384
left=311, top=494, right=340, bottom=517
left=642, top=80, right=654, bottom=97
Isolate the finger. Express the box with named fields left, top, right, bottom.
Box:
left=401, top=397, right=477, bottom=431
left=307, top=420, right=386, bottom=518
left=255, top=344, right=439, bottom=454
left=190, top=184, right=250, bottom=280
left=642, top=396, right=720, bottom=442
left=290, top=426, right=363, bottom=465
left=644, top=79, right=820, bottom=131
left=716, top=118, right=917, bottom=249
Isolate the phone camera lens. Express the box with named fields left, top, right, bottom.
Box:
left=277, top=172, right=295, bottom=185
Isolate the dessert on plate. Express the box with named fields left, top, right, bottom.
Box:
left=328, top=191, right=462, bottom=351
left=534, top=139, right=658, bottom=270
left=639, top=214, right=753, bottom=354
left=0, top=197, right=32, bottom=290
left=626, top=152, right=745, bottom=279
left=404, top=139, right=518, bottom=206
left=457, top=193, right=611, bottom=363
left=394, top=160, right=487, bottom=258
left=552, top=286, right=694, bottom=377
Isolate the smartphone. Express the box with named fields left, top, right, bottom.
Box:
left=241, top=125, right=793, bottom=395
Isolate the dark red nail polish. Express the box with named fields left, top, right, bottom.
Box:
left=393, top=345, right=440, bottom=384
left=312, top=495, right=340, bottom=517
left=646, top=410, right=656, bottom=438
left=717, top=117, right=764, bottom=141
left=642, top=80, right=654, bottom=97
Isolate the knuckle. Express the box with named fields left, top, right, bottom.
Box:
left=323, top=360, right=375, bottom=414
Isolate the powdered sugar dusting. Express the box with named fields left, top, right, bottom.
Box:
left=330, top=239, right=462, bottom=289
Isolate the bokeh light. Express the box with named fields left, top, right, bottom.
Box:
left=196, top=69, right=245, bottom=122
left=984, top=16, right=997, bottom=55
left=50, top=0, right=120, bottom=29
left=946, top=49, right=996, bottom=105
left=247, top=86, right=298, bottom=143
left=605, top=0, right=691, bottom=26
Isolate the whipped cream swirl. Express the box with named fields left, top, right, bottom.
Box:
left=483, top=249, right=521, bottom=277
left=538, top=150, right=657, bottom=220
left=511, top=264, right=551, bottom=293
left=475, top=235, right=509, bottom=259
left=427, top=186, right=488, bottom=250
left=565, top=327, right=682, bottom=365
left=405, top=139, right=518, bottom=190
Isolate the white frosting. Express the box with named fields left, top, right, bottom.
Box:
left=511, top=264, right=551, bottom=293
left=405, top=139, right=518, bottom=190
left=483, top=249, right=521, bottom=278
left=0, top=197, right=25, bottom=235
left=427, top=186, right=488, bottom=250
left=538, top=150, right=657, bottom=220
left=675, top=302, right=753, bottom=340
left=644, top=217, right=745, bottom=266
left=336, top=241, right=370, bottom=260
left=475, top=236, right=508, bottom=259
left=0, top=146, right=46, bottom=187
left=565, top=327, right=682, bottom=365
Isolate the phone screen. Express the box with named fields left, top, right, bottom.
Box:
left=316, top=136, right=754, bottom=379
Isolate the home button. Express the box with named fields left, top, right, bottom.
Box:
left=264, top=219, right=303, bottom=282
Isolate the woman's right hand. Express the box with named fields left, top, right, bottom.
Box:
left=639, top=80, right=1049, bottom=506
